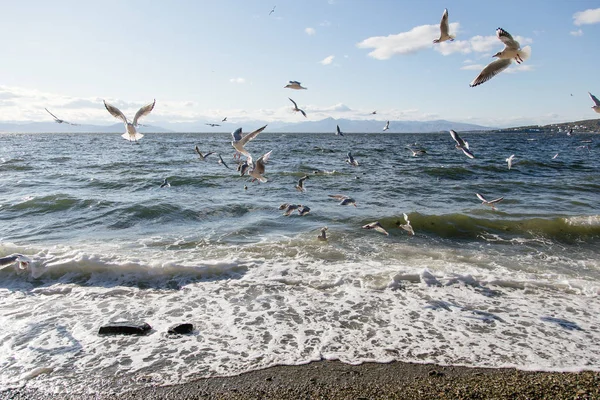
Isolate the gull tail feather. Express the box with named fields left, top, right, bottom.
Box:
left=519, top=46, right=531, bottom=61
left=122, top=133, right=144, bottom=141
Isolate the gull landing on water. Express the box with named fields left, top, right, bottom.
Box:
left=476, top=193, right=504, bottom=210
left=433, top=8, right=455, bottom=43
left=397, top=213, right=415, bottom=236
left=231, top=125, right=267, bottom=159
left=329, top=194, right=357, bottom=207
left=506, top=154, right=515, bottom=170
left=296, top=175, right=309, bottom=192
left=469, top=28, right=531, bottom=87
left=104, top=99, right=155, bottom=142
left=346, top=152, right=359, bottom=166
left=45, top=109, right=78, bottom=125
left=289, top=98, right=307, bottom=117
left=317, top=227, right=328, bottom=241
left=284, top=81, right=307, bottom=90
left=383, top=121, right=390, bottom=131
left=589, top=92, right=600, bottom=113
left=160, top=178, right=170, bottom=188
left=449, top=130, right=474, bottom=158
left=362, top=221, right=389, bottom=236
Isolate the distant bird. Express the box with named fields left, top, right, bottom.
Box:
left=222, top=117, right=228, bottom=122
left=362, top=221, right=389, bottom=236
left=449, top=130, right=475, bottom=158
left=231, top=124, right=268, bottom=158
left=506, top=154, right=515, bottom=170
left=552, top=153, right=559, bottom=159
left=383, top=121, right=390, bottom=131
left=298, top=205, right=311, bottom=216
left=289, top=98, right=307, bottom=117
left=249, top=150, right=273, bottom=183
left=588, top=92, right=600, bottom=113
left=104, top=99, right=155, bottom=142
left=217, top=154, right=232, bottom=169
left=296, top=175, right=309, bottom=192
left=0, top=254, right=31, bottom=270
left=284, top=81, right=307, bottom=90
left=195, top=145, right=214, bottom=161
left=160, top=178, right=170, bottom=188
left=336, top=125, right=344, bottom=136
left=407, top=147, right=427, bottom=156
left=44, top=108, right=78, bottom=125
left=433, top=8, right=455, bottom=43
left=269, top=5, right=276, bottom=15
left=469, top=28, right=531, bottom=87
left=346, top=152, right=359, bottom=166
left=244, top=185, right=248, bottom=190
left=476, top=193, right=504, bottom=210
left=329, top=194, right=357, bottom=207
left=371, top=111, right=377, bottom=115
left=206, top=123, right=221, bottom=127
left=397, top=213, right=415, bottom=236
left=567, top=128, right=573, bottom=136
left=317, top=227, right=328, bottom=241
left=282, top=204, right=300, bottom=216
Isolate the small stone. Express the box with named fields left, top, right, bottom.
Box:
left=98, top=322, right=152, bottom=336
left=167, top=323, right=194, bottom=335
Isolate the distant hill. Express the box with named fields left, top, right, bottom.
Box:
left=489, top=118, right=600, bottom=134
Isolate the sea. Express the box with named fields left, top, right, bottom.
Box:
left=1, top=130, right=599, bottom=396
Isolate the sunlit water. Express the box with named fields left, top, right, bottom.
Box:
left=1, top=131, right=599, bottom=395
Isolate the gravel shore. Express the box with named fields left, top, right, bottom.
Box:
left=2, top=361, right=598, bottom=400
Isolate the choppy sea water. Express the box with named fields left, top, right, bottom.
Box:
left=1, top=131, right=599, bottom=395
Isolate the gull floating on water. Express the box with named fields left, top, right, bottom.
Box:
left=329, top=194, right=357, bottom=207
left=284, top=81, right=307, bottom=90
left=346, top=152, right=359, bottom=166
left=296, top=175, right=309, bottom=192
left=362, top=221, right=389, bottom=236
left=160, top=178, right=170, bottom=188
left=476, top=193, right=504, bottom=210
left=195, top=145, right=214, bottom=161
left=397, top=213, right=415, bottom=236
left=506, top=154, right=515, bottom=170
left=44, top=108, right=78, bottom=125
left=469, top=28, right=531, bottom=87
left=449, top=130, right=474, bottom=158
left=317, top=227, right=328, bottom=241
left=298, top=205, right=311, bottom=216
left=289, top=98, right=307, bottom=117
left=282, top=204, right=301, bottom=216
left=589, top=92, right=600, bottom=113
left=433, top=8, right=455, bottom=43
left=407, top=147, right=427, bottom=156
left=336, top=125, right=344, bottom=136
left=383, top=121, right=390, bottom=131
left=217, top=154, right=232, bottom=169
left=231, top=124, right=268, bottom=158
left=249, top=150, right=273, bottom=183
left=104, top=99, right=155, bottom=142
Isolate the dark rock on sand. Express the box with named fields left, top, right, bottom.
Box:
left=98, top=322, right=152, bottom=336
left=167, top=323, right=194, bottom=335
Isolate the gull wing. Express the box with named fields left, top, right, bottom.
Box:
left=328, top=194, right=348, bottom=201
left=403, top=213, right=410, bottom=224
left=300, top=109, right=307, bottom=117
left=132, top=99, right=156, bottom=125
left=45, top=108, right=60, bottom=121
left=194, top=145, right=202, bottom=157
left=449, top=130, right=466, bottom=147
left=336, top=125, right=343, bottom=136
left=240, top=124, right=267, bottom=146
left=589, top=92, right=600, bottom=107
left=255, top=150, right=273, bottom=174
left=103, top=100, right=128, bottom=123
left=496, top=28, right=519, bottom=50
left=469, top=58, right=512, bottom=87
left=488, top=197, right=504, bottom=204
left=231, top=128, right=243, bottom=142
left=476, top=193, right=488, bottom=203
left=218, top=154, right=232, bottom=169
left=440, top=9, right=450, bottom=37
left=288, top=97, right=298, bottom=108
left=461, top=147, right=475, bottom=159
left=362, top=222, right=389, bottom=236
left=289, top=80, right=301, bottom=85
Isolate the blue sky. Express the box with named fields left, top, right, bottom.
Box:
left=1, top=0, right=600, bottom=128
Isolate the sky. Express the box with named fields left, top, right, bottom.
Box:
left=1, top=0, right=600, bottom=128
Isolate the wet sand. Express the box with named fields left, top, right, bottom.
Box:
left=2, top=361, right=598, bottom=399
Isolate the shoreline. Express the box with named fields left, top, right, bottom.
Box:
left=3, top=360, right=598, bottom=400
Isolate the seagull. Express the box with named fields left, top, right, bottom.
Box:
left=371, top=111, right=377, bottom=115
left=336, top=125, right=344, bottom=136
left=589, top=92, right=600, bottom=113
left=282, top=204, right=301, bottom=216
left=296, top=175, right=309, bottom=192
left=397, top=213, right=415, bottom=236
left=552, top=153, right=559, bottom=159
left=231, top=124, right=268, bottom=158
left=279, top=203, right=291, bottom=210
left=238, top=158, right=251, bottom=176
left=248, top=150, right=273, bottom=183
left=104, top=99, right=155, bottom=142
left=298, top=205, right=311, bottom=216
left=45, top=108, right=78, bottom=125
left=567, top=128, right=573, bottom=136
left=433, top=8, right=455, bottom=43
left=407, top=147, right=427, bottom=156
left=449, top=130, right=475, bottom=158
left=506, top=154, right=515, bottom=170
left=469, top=28, right=531, bottom=87
left=362, top=221, right=389, bottom=236
left=0, top=254, right=31, bottom=270
left=206, top=123, right=221, bottom=127
left=329, top=194, right=357, bottom=207
left=217, top=154, right=232, bottom=169
left=195, top=145, right=214, bottom=161
left=289, top=98, right=307, bottom=117
left=222, top=117, right=228, bottom=122
left=317, top=227, right=328, bottom=241
left=284, top=81, right=307, bottom=90
left=269, top=5, right=276, bottom=15
left=383, top=121, right=390, bottom=131
left=160, top=178, right=170, bottom=188
left=346, top=152, right=359, bottom=166
left=476, top=193, right=504, bottom=210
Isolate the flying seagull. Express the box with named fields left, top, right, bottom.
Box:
left=567, top=128, right=573, bottom=136
left=296, top=175, right=309, bottom=192
left=362, top=221, right=389, bottom=236
left=282, top=204, right=301, bottom=216
left=238, top=158, right=250, bottom=176
left=449, top=130, right=475, bottom=158
left=589, top=92, right=600, bottom=113
left=433, top=8, right=455, bottom=43
left=317, top=227, right=328, bottom=241
left=284, top=81, right=307, bottom=90
left=222, top=117, right=228, bottom=122
left=104, top=99, right=155, bottom=142
left=469, top=28, right=531, bottom=87
left=371, top=111, right=377, bottom=115
left=476, top=193, right=504, bottom=210
left=336, top=125, right=344, bottom=136
left=346, top=152, right=359, bottom=166
left=217, top=154, right=232, bottom=169
left=269, top=5, right=276, bottom=15
left=289, top=98, right=307, bottom=117
left=397, top=213, right=415, bottom=236
left=231, top=124, right=268, bottom=158
left=383, top=121, right=390, bottom=131
left=45, top=108, right=78, bottom=125
left=328, top=194, right=357, bottom=207
left=160, top=178, right=170, bottom=188
left=506, top=154, right=515, bottom=170
left=249, top=150, right=273, bottom=183
left=195, top=145, right=214, bottom=161
left=407, top=147, right=427, bottom=156
left=206, top=123, right=221, bottom=127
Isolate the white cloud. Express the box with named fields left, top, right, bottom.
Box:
left=460, top=64, right=485, bottom=71
left=319, top=55, right=335, bottom=65
left=434, top=40, right=471, bottom=56
left=229, top=77, right=246, bottom=84
left=463, top=59, right=473, bottom=64
left=570, top=29, right=584, bottom=36
left=305, top=27, right=316, bottom=36
left=573, top=8, right=600, bottom=26
left=356, top=23, right=446, bottom=59
left=319, top=20, right=331, bottom=27
left=505, top=64, right=534, bottom=74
